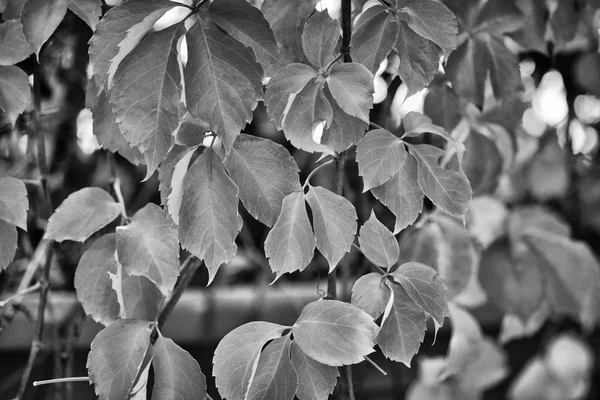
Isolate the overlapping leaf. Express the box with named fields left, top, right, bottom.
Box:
left=444, top=303, right=483, bottom=377
left=172, top=112, right=210, bottom=147
left=157, top=145, right=196, bottom=223
left=290, top=341, right=339, bottom=400
left=115, top=269, right=164, bottom=321
left=401, top=0, right=458, bottom=56
left=0, top=20, right=32, bottom=65
left=358, top=212, right=399, bottom=269
left=247, top=335, right=296, bottom=400
left=21, top=0, right=67, bottom=56
left=321, top=86, right=368, bottom=152
left=301, top=10, right=339, bottom=69
left=0, top=65, right=30, bottom=127
left=0, top=177, right=28, bottom=230
left=66, top=0, right=102, bottom=29
left=356, top=129, right=405, bottom=191
left=179, top=148, right=242, bottom=284
left=326, top=62, right=374, bottom=124
left=351, top=272, right=391, bottom=319
left=0, top=220, right=17, bottom=270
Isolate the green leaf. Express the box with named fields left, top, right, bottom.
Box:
left=157, top=145, right=195, bottom=217
left=213, top=321, right=287, bottom=400
left=89, top=0, right=176, bottom=90
left=358, top=211, right=399, bottom=269
left=293, top=300, right=378, bottom=366
left=351, top=5, right=399, bottom=73
left=302, top=10, right=340, bottom=68
left=151, top=336, right=207, bottom=400
left=208, top=0, right=281, bottom=76
left=376, top=281, right=427, bottom=366
left=116, top=203, right=179, bottom=297
left=184, top=18, right=263, bottom=154
left=0, top=65, right=30, bottom=128
left=179, top=148, right=242, bottom=284
left=264, top=191, right=315, bottom=280
left=0, top=176, right=28, bottom=230
left=0, top=19, right=33, bottom=66
left=45, top=187, right=121, bottom=242
left=247, top=335, right=297, bottom=400
left=21, top=0, right=67, bottom=57
left=224, top=134, right=301, bottom=227
left=111, top=24, right=185, bottom=178
left=87, top=319, right=154, bottom=400
left=356, top=128, right=405, bottom=191
left=290, top=340, right=339, bottom=400
left=66, top=0, right=102, bottom=29
left=321, top=86, right=368, bottom=152
left=326, top=63, right=374, bottom=123
left=391, top=262, right=449, bottom=331
left=0, top=220, right=17, bottom=271
left=306, top=185, right=357, bottom=271
left=351, top=272, right=391, bottom=319
left=406, top=143, right=471, bottom=217
left=172, top=112, right=211, bottom=147
left=400, top=0, right=457, bottom=56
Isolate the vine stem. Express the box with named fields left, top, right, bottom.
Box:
left=0, top=282, right=41, bottom=307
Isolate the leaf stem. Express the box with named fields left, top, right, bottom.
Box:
left=302, top=158, right=334, bottom=190
left=369, top=121, right=386, bottom=131
left=364, top=355, right=388, bottom=375
left=33, top=377, right=90, bottom=386
left=107, top=152, right=128, bottom=221
left=0, top=282, right=41, bottom=308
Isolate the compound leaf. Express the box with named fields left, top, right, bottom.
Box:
left=21, top=0, right=67, bottom=57
left=302, top=10, right=340, bottom=68
left=0, top=220, right=17, bottom=271
left=351, top=272, right=391, bottom=320
left=356, top=129, right=405, bottom=192
left=326, top=62, right=374, bottom=123
left=0, top=20, right=33, bottom=65
left=247, top=335, right=297, bottom=400
left=358, top=211, right=399, bottom=269
left=400, top=0, right=457, bottom=56
left=290, top=340, right=339, bottom=400
left=0, top=176, right=28, bottom=230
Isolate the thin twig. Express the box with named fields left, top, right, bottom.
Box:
left=302, top=158, right=334, bottom=190
left=33, top=377, right=89, bottom=386
left=0, top=282, right=41, bottom=307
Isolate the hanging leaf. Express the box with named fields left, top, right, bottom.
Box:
left=179, top=148, right=242, bottom=284
left=87, top=319, right=154, bottom=400
left=0, top=177, right=28, bottom=230
left=184, top=18, right=263, bottom=154
left=45, top=187, right=121, bottom=242
left=0, top=220, right=17, bottom=271
left=326, top=63, right=374, bottom=124
left=0, top=66, right=31, bottom=127
left=111, top=23, right=185, bottom=177
left=321, top=86, right=368, bottom=152
left=21, top=0, right=67, bottom=56
left=116, top=203, right=179, bottom=297
left=224, top=134, right=301, bottom=227
left=356, top=129, right=405, bottom=192
left=89, top=0, right=176, bottom=89
left=351, top=272, right=391, bottom=319
left=358, top=211, right=399, bottom=269
left=66, top=0, right=102, bottom=29
left=213, top=321, right=287, bottom=400
left=290, top=340, right=339, bottom=400
left=247, top=335, right=297, bottom=400
left=293, top=300, right=378, bottom=366
left=306, top=185, right=357, bottom=272
left=301, top=10, right=340, bottom=69
left=0, top=20, right=32, bottom=65
left=400, top=0, right=458, bottom=57
left=151, top=336, right=207, bottom=400
left=264, top=190, right=315, bottom=279
left=376, top=281, right=427, bottom=367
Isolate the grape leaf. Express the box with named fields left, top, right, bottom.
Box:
left=179, top=148, right=242, bottom=284
left=224, top=134, right=301, bottom=227
left=45, top=187, right=121, bottom=242
left=89, top=0, right=176, bottom=89
left=213, top=321, right=287, bottom=400
left=151, top=336, right=207, bottom=400
left=87, top=319, right=154, bottom=400
left=0, top=176, right=28, bottom=230
left=0, top=220, right=17, bottom=271
left=356, top=129, right=405, bottom=191
left=0, top=65, right=30, bottom=127
left=184, top=18, right=263, bottom=154
left=290, top=340, right=339, bottom=400
left=111, top=23, right=185, bottom=178
left=208, top=0, right=282, bottom=76
left=293, top=300, right=378, bottom=366
left=21, top=0, right=67, bottom=56
left=376, top=281, right=427, bottom=367
left=66, top=0, right=101, bottom=29
left=351, top=272, right=391, bottom=319
left=358, top=211, right=399, bottom=269
left=247, top=335, right=296, bottom=400
left=391, top=262, right=449, bottom=331
left=302, top=10, right=340, bottom=69
left=321, top=86, right=368, bottom=152
left=116, top=203, right=179, bottom=297
left=264, top=190, right=315, bottom=280
left=326, top=63, right=374, bottom=124
left=400, top=0, right=457, bottom=57
left=406, top=143, right=471, bottom=217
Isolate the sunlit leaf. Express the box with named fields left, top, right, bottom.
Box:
left=0, top=177, right=28, bottom=230
left=444, top=303, right=483, bottom=378
left=0, top=220, right=17, bottom=271
left=21, top=0, right=67, bottom=57
left=351, top=272, right=390, bottom=319
left=351, top=5, right=399, bottom=74
left=356, top=129, right=405, bottom=191
left=0, top=65, right=30, bottom=127
left=358, top=211, right=399, bottom=269
left=0, top=19, right=32, bottom=65
left=247, top=335, right=297, bottom=400
left=326, top=63, right=374, bottom=124
left=302, top=10, right=340, bottom=68
left=290, top=340, right=339, bottom=400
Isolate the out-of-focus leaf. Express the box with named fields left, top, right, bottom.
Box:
left=443, top=303, right=483, bottom=378
left=351, top=272, right=390, bottom=320
left=0, top=65, right=30, bottom=128
left=0, top=220, right=17, bottom=271
left=358, top=211, right=399, bottom=269
left=461, top=130, right=503, bottom=196
left=466, top=196, right=508, bottom=248
left=0, top=177, right=28, bottom=230
left=21, top=0, right=67, bottom=56
left=301, top=10, right=340, bottom=68
left=527, top=138, right=569, bottom=201
left=424, top=85, right=462, bottom=132
left=246, top=335, right=296, bottom=400
left=290, top=340, right=339, bottom=400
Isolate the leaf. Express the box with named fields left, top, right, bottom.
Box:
left=247, top=335, right=297, bottom=400
left=320, top=86, right=368, bottom=152
left=89, top=0, right=176, bottom=90
left=213, top=321, right=287, bottom=400
left=151, top=336, right=207, bottom=400
left=21, top=0, right=67, bottom=57
left=116, top=203, right=179, bottom=296
left=356, top=128, right=404, bottom=191
left=481, top=35, right=522, bottom=102
left=406, top=143, right=471, bottom=217
left=87, top=319, right=154, bottom=400
left=391, top=262, right=449, bottom=331
left=358, top=211, right=399, bottom=269
left=179, top=148, right=242, bottom=284
left=423, top=85, right=462, bottom=132
left=351, top=272, right=391, bottom=319
left=66, top=0, right=102, bottom=29
left=264, top=191, right=315, bottom=280
left=444, top=303, right=483, bottom=378
left=326, top=62, right=374, bottom=123
left=45, top=187, right=121, bottom=242
left=0, top=65, right=30, bottom=128
left=208, top=0, right=281, bottom=75
left=301, top=10, right=340, bottom=68
left=157, top=145, right=195, bottom=215
left=0, top=220, right=17, bottom=271
left=111, top=23, right=185, bottom=177
left=351, top=5, right=399, bottom=73
left=0, top=176, right=28, bottom=230
left=115, top=270, right=164, bottom=321
left=172, top=112, right=210, bottom=147
left=445, top=38, right=487, bottom=107
left=400, top=0, right=457, bottom=56
left=290, top=340, right=339, bottom=400
left=224, top=134, right=301, bottom=227
left=184, top=18, right=263, bottom=154
left=376, top=281, right=427, bottom=366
